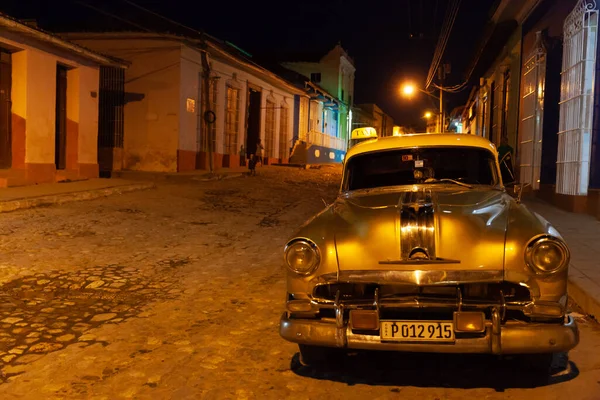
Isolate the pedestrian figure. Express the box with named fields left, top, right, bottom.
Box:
left=248, top=154, right=257, bottom=176
left=239, top=144, right=246, bottom=167
left=256, top=139, right=264, bottom=167
left=498, top=136, right=514, bottom=161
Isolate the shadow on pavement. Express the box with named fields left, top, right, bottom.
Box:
left=290, top=350, right=579, bottom=392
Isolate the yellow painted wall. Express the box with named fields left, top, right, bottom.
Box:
left=71, top=38, right=181, bottom=172
left=77, top=67, right=100, bottom=164
left=24, top=49, right=56, bottom=164
left=10, top=50, right=27, bottom=122
left=3, top=32, right=102, bottom=170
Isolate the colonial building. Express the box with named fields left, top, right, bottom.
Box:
left=462, top=0, right=600, bottom=219
left=63, top=32, right=307, bottom=173
left=0, top=13, right=126, bottom=187
left=354, top=103, right=395, bottom=137
left=460, top=0, right=538, bottom=152
left=519, top=0, right=599, bottom=216
left=282, top=44, right=355, bottom=162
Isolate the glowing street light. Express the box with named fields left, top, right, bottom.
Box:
left=400, top=81, right=444, bottom=132
left=401, top=83, right=416, bottom=97
left=424, top=111, right=432, bottom=119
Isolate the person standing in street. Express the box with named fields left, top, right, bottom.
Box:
left=255, top=139, right=264, bottom=167
left=498, top=136, right=514, bottom=161
left=239, top=144, right=246, bottom=167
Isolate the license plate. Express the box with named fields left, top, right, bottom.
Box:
left=380, top=321, right=455, bottom=342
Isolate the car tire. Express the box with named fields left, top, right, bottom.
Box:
left=298, top=344, right=340, bottom=367
left=523, top=353, right=554, bottom=374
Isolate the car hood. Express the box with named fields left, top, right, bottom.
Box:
left=332, top=187, right=511, bottom=272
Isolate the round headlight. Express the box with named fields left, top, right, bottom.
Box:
left=525, top=236, right=569, bottom=275
left=284, top=239, right=320, bottom=275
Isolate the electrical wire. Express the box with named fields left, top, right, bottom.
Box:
left=426, top=0, right=456, bottom=84
left=120, top=0, right=206, bottom=37
left=425, top=0, right=461, bottom=89
left=72, top=0, right=153, bottom=32
left=426, top=0, right=459, bottom=88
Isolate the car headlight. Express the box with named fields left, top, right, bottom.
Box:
left=284, top=239, right=320, bottom=275
left=524, top=235, right=570, bottom=275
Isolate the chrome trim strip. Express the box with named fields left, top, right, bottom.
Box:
left=399, top=189, right=436, bottom=260
left=379, top=258, right=460, bottom=265
left=310, top=297, right=531, bottom=309
left=312, top=270, right=504, bottom=286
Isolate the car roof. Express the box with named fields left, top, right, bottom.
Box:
left=345, top=133, right=497, bottom=160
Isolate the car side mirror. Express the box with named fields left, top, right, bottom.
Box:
left=507, top=182, right=531, bottom=203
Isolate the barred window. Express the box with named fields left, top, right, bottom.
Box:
left=279, top=105, right=289, bottom=159
left=265, top=100, right=276, bottom=158
left=200, top=78, right=218, bottom=152
left=225, top=86, right=239, bottom=155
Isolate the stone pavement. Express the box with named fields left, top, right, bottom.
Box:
left=0, top=179, right=155, bottom=213
left=525, top=197, right=600, bottom=321
left=0, top=166, right=598, bottom=398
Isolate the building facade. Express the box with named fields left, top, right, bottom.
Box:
left=462, top=0, right=600, bottom=219
left=354, top=103, right=395, bottom=137
left=64, top=32, right=306, bottom=173
left=282, top=44, right=355, bottom=160
left=0, top=14, right=126, bottom=187
left=519, top=0, right=600, bottom=217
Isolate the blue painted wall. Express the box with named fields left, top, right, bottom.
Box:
left=305, top=144, right=346, bottom=164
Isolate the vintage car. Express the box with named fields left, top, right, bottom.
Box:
left=280, top=133, right=579, bottom=369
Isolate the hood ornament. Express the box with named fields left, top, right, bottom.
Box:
left=409, top=247, right=430, bottom=260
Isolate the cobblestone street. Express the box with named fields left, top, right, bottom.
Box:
left=0, top=166, right=599, bottom=399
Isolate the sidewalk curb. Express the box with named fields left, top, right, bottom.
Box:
left=0, top=182, right=155, bottom=213
left=568, top=275, right=600, bottom=321
left=192, top=173, right=244, bottom=182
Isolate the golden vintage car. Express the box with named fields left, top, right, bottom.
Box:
left=280, top=133, right=579, bottom=370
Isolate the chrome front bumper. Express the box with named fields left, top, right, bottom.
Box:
left=280, top=312, right=579, bottom=354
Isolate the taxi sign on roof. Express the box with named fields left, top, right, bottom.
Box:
left=351, top=127, right=377, bottom=140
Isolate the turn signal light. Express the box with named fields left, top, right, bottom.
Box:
left=525, top=303, right=563, bottom=317
left=453, top=311, right=485, bottom=333
left=350, top=310, right=379, bottom=330
left=287, top=300, right=313, bottom=312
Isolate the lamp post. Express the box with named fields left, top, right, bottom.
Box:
left=401, top=82, right=444, bottom=132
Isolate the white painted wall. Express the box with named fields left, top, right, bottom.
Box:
left=208, top=57, right=297, bottom=159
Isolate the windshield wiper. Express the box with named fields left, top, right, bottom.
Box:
left=424, top=178, right=473, bottom=189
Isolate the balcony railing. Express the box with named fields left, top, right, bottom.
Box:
left=306, top=130, right=347, bottom=151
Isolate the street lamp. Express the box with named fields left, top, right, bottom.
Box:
left=424, top=111, right=432, bottom=119
left=402, top=83, right=416, bottom=97
left=400, top=81, right=444, bottom=132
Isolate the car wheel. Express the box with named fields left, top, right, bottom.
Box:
left=523, top=353, right=554, bottom=374
left=298, top=344, right=340, bottom=367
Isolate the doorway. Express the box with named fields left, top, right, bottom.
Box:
left=246, top=87, right=261, bottom=158
left=55, top=65, right=67, bottom=170
left=0, top=50, right=11, bottom=169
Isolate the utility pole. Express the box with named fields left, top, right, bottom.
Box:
left=437, top=63, right=450, bottom=132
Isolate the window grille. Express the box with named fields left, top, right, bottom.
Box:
left=224, top=86, right=239, bottom=155
left=199, top=77, right=218, bottom=153
left=98, top=66, right=124, bottom=148
left=520, top=32, right=546, bottom=190
left=557, top=0, right=598, bottom=195
left=279, top=105, right=289, bottom=159
left=265, top=100, right=276, bottom=158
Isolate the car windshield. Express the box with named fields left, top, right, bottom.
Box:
left=344, top=146, right=499, bottom=191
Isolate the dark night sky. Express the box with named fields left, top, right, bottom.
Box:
left=1, top=0, right=496, bottom=129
